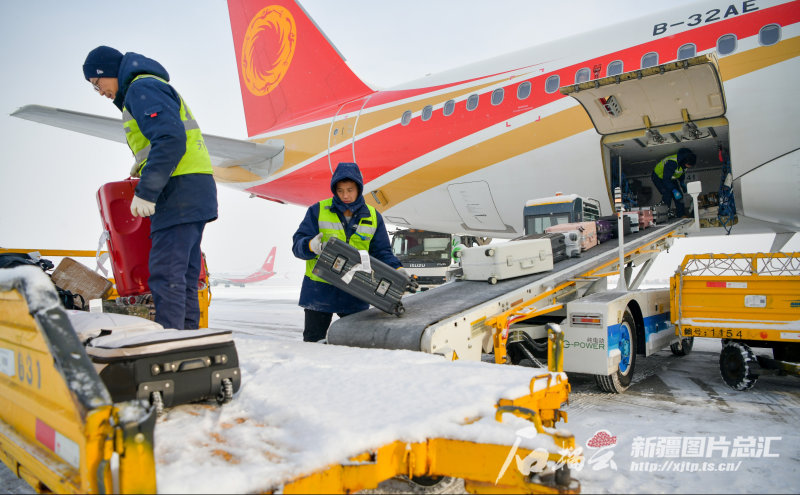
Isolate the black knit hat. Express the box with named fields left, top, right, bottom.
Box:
left=82, top=46, right=123, bottom=80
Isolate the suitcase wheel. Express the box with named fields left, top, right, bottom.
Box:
left=151, top=391, right=165, bottom=417
left=394, top=305, right=406, bottom=318
left=488, top=277, right=498, bottom=285
left=485, top=248, right=495, bottom=257
left=216, top=378, right=234, bottom=405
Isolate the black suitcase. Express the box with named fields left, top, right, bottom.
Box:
left=312, top=237, right=411, bottom=317
left=653, top=204, right=669, bottom=224
left=77, top=320, right=241, bottom=415
left=599, top=215, right=632, bottom=238
left=510, top=233, right=568, bottom=263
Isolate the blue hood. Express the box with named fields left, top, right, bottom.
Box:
left=677, top=147, right=696, bottom=166
left=330, top=162, right=366, bottom=214
left=113, top=52, right=170, bottom=110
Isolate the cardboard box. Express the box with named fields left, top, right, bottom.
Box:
left=51, top=258, right=113, bottom=302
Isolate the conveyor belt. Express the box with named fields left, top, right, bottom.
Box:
left=328, top=219, right=691, bottom=351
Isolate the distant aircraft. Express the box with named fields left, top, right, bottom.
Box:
left=211, top=247, right=277, bottom=287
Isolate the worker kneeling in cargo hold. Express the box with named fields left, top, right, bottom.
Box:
left=651, top=147, right=696, bottom=218
left=292, top=163, right=409, bottom=342
left=83, top=46, right=217, bottom=330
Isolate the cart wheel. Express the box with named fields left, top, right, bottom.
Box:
left=216, top=378, right=234, bottom=405
left=488, top=277, right=497, bottom=285
left=150, top=391, right=164, bottom=417
left=485, top=248, right=495, bottom=257
left=395, top=305, right=406, bottom=318
left=670, top=336, right=694, bottom=356
left=595, top=309, right=636, bottom=393
left=719, top=341, right=758, bottom=391
left=394, top=475, right=460, bottom=492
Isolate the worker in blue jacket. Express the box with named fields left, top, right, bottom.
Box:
left=652, top=147, right=696, bottom=218
left=83, top=46, right=217, bottom=330
left=292, top=163, right=411, bottom=342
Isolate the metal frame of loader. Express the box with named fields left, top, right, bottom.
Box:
left=0, top=248, right=212, bottom=329
left=1, top=266, right=583, bottom=494
left=671, top=252, right=800, bottom=391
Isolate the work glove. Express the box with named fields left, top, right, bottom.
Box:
left=130, top=162, right=142, bottom=178
left=309, top=233, right=325, bottom=255
left=130, top=196, right=156, bottom=217
left=397, top=267, right=420, bottom=292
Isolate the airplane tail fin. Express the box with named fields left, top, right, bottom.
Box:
left=261, top=247, right=277, bottom=272
left=227, top=0, right=374, bottom=136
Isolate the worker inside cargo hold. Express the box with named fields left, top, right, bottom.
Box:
left=83, top=46, right=218, bottom=330
left=651, top=147, right=696, bottom=218
left=292, top=162, right=411, bottom=342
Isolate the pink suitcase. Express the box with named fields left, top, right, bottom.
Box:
left=637, top=209, right=654, bottom=229
left=545, top=222, right=598, bottom=251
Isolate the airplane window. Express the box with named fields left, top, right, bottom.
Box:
left=401, top=110, right=412, bottom=126
left=545, top=75, right=560, bottom=94
left=607, top=61, right=624, bottom=76
left=717, top=34, right=737, bottom=55
left=517, top=81, right=531, bottom=100
left=641, top=52, right=659, bottom=68
left=421, top=105, right=433, bottom=121
left=575, top=68, right=591, bottom=84
left=677, top=44, right=696, bottom=60
left=443, top=99, right=455, bottom=116
left=491, top=88, right=504, bottom=106
left=759, top=24, right=781, bottom=46
left=467, top=94, right=479, bottom=111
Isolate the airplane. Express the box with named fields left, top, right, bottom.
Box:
left=11, top=0, right=800, bottom=252
left=210, top=247, right=277, bottom=287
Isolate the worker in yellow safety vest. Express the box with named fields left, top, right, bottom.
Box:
left=292, top=163, right=415, bottom=342
left=83, top=46, right=217, bottom=330
left=651, top=147, right=696, bottom=218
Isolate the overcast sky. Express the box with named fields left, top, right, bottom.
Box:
left=0, top=0, right=796, bottom=279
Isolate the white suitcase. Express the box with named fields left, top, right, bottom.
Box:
left=562, top=230, right=582, bottom=258
left=624, top=212, right=640, bottom=233
left=460, top=239, right=554, bottom=284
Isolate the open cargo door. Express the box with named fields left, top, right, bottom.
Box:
left=559, top=54, right=726, bottom=137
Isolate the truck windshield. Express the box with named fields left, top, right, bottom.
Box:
left=392, top=232, right=451, bottom=261
left=525, top=214, right=572, bottom=235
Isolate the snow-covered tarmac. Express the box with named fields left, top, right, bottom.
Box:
left=2, top=282, right=798, bottom=493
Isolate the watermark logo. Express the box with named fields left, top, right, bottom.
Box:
left=586, top=430, right=618, bottom=471
left=495, top=427, right=583, bottom=484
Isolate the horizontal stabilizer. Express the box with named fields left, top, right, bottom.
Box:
left=11, top=104, right=283, bottom=171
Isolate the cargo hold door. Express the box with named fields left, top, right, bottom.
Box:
left=559, top=54, right=726, bottom=136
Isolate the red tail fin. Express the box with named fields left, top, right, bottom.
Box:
left=261, top=247, right=277, bottom=272
left=227, top=0, right=373, bottom=136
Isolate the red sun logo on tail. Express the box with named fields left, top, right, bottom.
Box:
left=241, top=5, right=297, bottom=96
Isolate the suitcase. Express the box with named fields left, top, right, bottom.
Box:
left=312, top=237, right=411, bottom=317
left=599, top=215, right=632, bottom=238
left=97, top=179, right=206, bottom=298
left=511, top=233, right=568, bottom=263
left=653, top=204, right=669, bottom=224
left=66, top=311, right=240, bottom=415
left=460, top=239, right=554, bottom=284
left=561, top=231, right=582, bottom=258
left=637, top=209, right=655, bottom=229
left=545, top=221, right=598, bottom=251
left=595, top=220, right=613, bottom=243
left=623, top=212, right=640, bottom=232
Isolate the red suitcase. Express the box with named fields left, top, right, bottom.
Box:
left=97, top=179, right=206, bottom=298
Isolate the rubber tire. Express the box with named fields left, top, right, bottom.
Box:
left=595, top=309, right=637, bottom=393
left=670, top=336, right=694, bottom=356
left=488, top=277, right=497, bottom=285
left=485, top=248, right=495, bottom=257
left=719, top=341, right=758, bottom=391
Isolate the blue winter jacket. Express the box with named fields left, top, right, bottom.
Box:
left=292, top=163, right=402, bottom=314
left=114, top=52, right=218, bottom=233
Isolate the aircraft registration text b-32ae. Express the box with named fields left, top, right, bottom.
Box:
left=654, top=0, right=759, bottom=35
